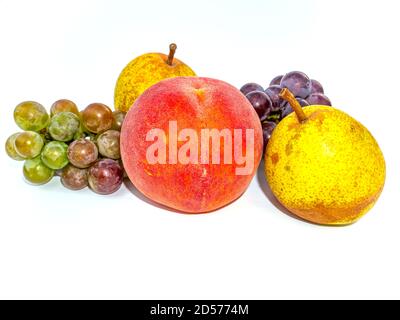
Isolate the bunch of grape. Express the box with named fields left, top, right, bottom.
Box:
left=241, top=71, right=332, bottom=151
left=5, top=99, right=127, bottom=195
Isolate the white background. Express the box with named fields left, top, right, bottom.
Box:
left=0, top=0, right=399, bottom=300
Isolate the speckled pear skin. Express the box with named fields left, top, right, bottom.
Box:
left=265, top=105, right=386, bottom=225
left=114, top=53, right=196, bottom=112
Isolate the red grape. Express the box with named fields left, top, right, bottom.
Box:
left=67, top=139, right=98, bottom=168
left=88, top=159, right=123, bottom=195
left=61, top=164, right=88, bottom=190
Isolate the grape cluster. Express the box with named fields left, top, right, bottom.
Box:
left=5, top=99, right=126, bottom=195
left=241, top=71, right=332, bottom=151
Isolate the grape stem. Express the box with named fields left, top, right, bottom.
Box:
left=167, top=43, right=177, bottom=66
left=280, top=88, right=308, bottom=122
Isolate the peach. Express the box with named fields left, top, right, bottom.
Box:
left=121, top=77, right=263, bottom=213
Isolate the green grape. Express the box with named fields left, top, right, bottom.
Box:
left=50, top=99, right=80, bottom=117
left=48, top=112, right=80, bottom=142
left=41, top=141, right=69, bottom=170
left=14, top=131, right=44, bottom=159
left=5, top=133, right=25, bottom=161
left=23, top=157, right=54, bottom=185
left=14, top=101, right=49, bottom=132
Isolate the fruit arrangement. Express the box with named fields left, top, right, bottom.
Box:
left=240, top=71, right=332, bottom=151
left=4, top=43, right=387, bottom=225
left=5, top=99, right=125, bottom=195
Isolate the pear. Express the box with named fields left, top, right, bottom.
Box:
left=114, top=44, right=196, bottom=112
left=265, top=89, right=385, bottom=225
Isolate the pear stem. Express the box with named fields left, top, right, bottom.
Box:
left=280, top=88, right=308, bottom=122
left=167, top=43, right=177, bottom=66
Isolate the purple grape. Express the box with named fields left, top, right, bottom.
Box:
left=262, top=121, right=277, bottom=151
left=297, top=98, right=310, bottom=107
left=246, top=91, right=273, bottom=121
left=88, top=159, right=123, bottom=195
left=307, top=93, right=332, bottom=106
left=240, top=83, right=264, bottom=96
left=264, top=85, right=284, bottom=112
left=270, top=75, right=283, bottom=86
left=310, top=79, right=324, bottom=94
left=281, top=98, right=310, bottom=119
left=280, top=71, right=312, bottom=99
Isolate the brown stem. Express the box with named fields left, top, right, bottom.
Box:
left=166, top=43, right=177, bottom=66
left=280, top=88, right=308, bottom=122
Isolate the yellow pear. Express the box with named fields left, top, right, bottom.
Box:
left=114, top=44, right=196, bottom=112
left=265, top=89, right=385, bottom=225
